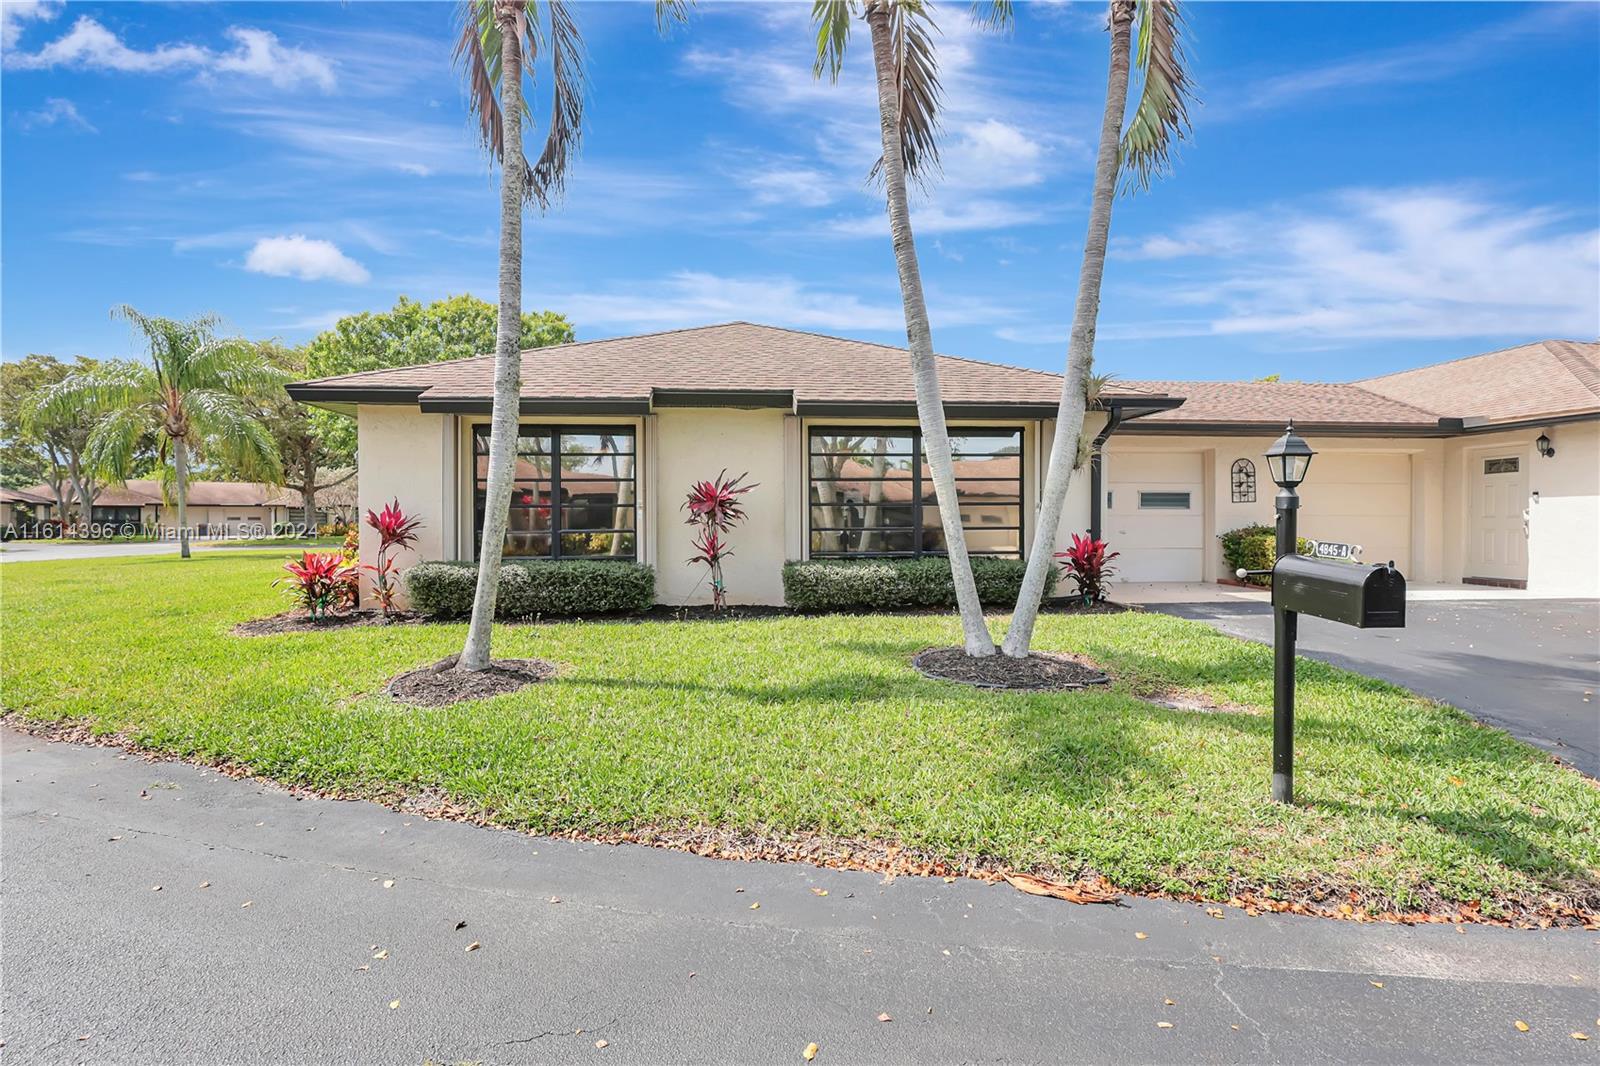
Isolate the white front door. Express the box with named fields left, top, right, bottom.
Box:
left=1468, top=453, right=1528, bottom=582
left=1106, top=451, right=1205, bottom=582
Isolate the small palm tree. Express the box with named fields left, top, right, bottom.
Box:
left=35, top=306, right=284, bottom=559
left=1003, top=0, right=1193, bottom=657
left=454, top=0, right=586, bottom=672
left=811, top=0, right=1014, bottom=657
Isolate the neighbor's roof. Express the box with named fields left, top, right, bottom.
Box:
left=22, top=480, right=301, bottom=508
left=286, top=321, right=1178, bottom=417
left=1121, top=339, right=1600, bottom=434
left=1356, top=340, right=1599, bottom=426
left=0, top=486, right=54, bottom=505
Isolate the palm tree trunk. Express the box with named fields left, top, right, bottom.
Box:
left=865, top=1, right=993, bottom=657
left=459, top=12, right=525, bottom=672
left=1001, top=1, right=1135, bottom=658
left=174, top=434, right=191, bottom=559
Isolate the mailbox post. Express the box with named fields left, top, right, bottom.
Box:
left=1246, top=422, right=1408, bottom=804
left=1263, top=423, right=1315, bottom=804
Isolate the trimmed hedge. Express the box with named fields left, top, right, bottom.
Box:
left=781, top=557, right=1054, bottom=612
left=1217, top=524, right=1312, bottom=586
left=404, top=559, right=655, bottom=619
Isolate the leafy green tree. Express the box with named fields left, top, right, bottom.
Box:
left=36, top=307, right=286, bottom=558
left=302, top=294, right=573, bottom=461
left=455, top=0, right=586, bottom=672
left=2, top=353, right=105, bottom=518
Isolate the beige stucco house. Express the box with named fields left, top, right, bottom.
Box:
left=287, top=325, right=1600, bottom=604
left=1, top=486, right=55, bottom=529
left=16, top=479, right=314, bottom=535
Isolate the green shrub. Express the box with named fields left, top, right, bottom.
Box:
left=1217, top=524, right=1312, bottom=586
left=781, top=557, right=1052, bottom=612
left=404, top=559, right=655, bottom=618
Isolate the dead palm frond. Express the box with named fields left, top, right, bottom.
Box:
left=1119, top=0, right=1195, bottom=194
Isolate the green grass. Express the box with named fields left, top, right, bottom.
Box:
left=3, top=553, right=1596, bottom=915
left=207, top=535, right=344, bottom=549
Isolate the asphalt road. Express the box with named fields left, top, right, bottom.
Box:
left=1149, top=598, right=1600, bottom=777
left=4, top=729, right=1596, bottom=1065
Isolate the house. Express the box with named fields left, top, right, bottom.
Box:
left=16, top=479, right=318, bottom=536
left=286, top=324, right=1599, bottom=603
left=1, top=486, right=55, bottom=528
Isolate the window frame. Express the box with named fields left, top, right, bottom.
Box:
left=471, top=423, right=639, bottom=562
left=1138, top=490, right=1192, bottom=510
left=806, top=424, right=1025, bottom=559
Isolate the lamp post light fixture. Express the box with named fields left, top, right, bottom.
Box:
left=1536, top=431, right=1555, bottom=458
left=1264, top=421, right=1316, bottom=804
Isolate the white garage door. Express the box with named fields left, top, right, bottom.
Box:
left=1106, top=451, right=1205, bottom=581
left=1298, top=452, right=1412, bottom=573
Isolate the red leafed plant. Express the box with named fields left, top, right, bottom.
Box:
left=682, top=470, right=756, bottom=610
left=363, top=499, right=423, bottom=616
left=1055, top=532, right=1120, bottom=606
left=275, top=550, right=357, bottom=620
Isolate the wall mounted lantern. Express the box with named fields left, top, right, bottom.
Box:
left=1536, top=431, right=1555, bottom=458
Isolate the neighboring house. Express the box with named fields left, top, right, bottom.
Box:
left=1, top=486, right=55, bottom=528
left=286, top=324, right=1600, bottom=604
left=16, top=479, right=314, bottom=536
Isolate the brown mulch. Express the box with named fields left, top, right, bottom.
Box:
left=3, top=711, right=1596, bottom=929
left=232, top=609, right=422, bottom=636
left=383, top=654, right=557, bottom=707
left=912, top=646, right=1111, bottom=691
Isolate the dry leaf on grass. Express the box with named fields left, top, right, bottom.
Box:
left=803, top=1042, right=819, bottom=1061
left=1574, top=1033, right=1591, bottom=1041
left=1003, top=872, right=1119, bottom=905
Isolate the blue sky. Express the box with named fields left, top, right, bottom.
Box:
left=3, top=1, right=1597, bottom=382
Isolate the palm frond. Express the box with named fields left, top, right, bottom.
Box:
left=82, top=404, right=154, bottom=484
left=455, top=0, right=536, bottom=201
left=526, top=0, right=586, bottom=211
left=186, top=338, right=288, bottom=400
left=870, top=0, right=945, bottom=186
left=32, top=361, right=156, bottom=427
left=183, top=389, right=284, bottom=484
left=812, top=0, right=856, bottom=82
left=655, top=0, right=693, bottom=35
left=1120, top=0, right=1194, bottom=194
left=969, top=0, right=1013, bottom=32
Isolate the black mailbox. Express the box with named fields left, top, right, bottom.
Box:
left=1271, top=555, right=1405, bottom=629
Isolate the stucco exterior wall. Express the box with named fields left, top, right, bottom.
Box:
left=356, top=404, right=457, bottom=600
left=1442, top=421, right=1599, bottom=597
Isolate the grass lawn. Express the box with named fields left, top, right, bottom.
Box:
left=3, top=553, right=1596, bottom=920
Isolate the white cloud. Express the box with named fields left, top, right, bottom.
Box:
left=546, top=271, right=1008, bottom=335
left=1, top=0, right=60, bottom=49
left=823, top=198, right=1044, bottom=238
left=742, top=164, right=837, bottom=208
left=244, top=235, right=370, bottom=285
left=6, top=17, right=334, bottom=91
left=16, top=96, right=95, bottom=132
left=209, top=28, right=335, bottom=92
left=1104, top=188, right=1600, bottom=341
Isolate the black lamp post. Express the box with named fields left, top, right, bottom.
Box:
left=1264, top=421, right=1315, bottom=804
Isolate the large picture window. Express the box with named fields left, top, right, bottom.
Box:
left=473, top=425, right=637, bottom=560
left=808, top=426, right=1023, bottom=558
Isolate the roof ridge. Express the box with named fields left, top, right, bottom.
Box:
left=1353, top=338, right=1592, bottom=385
left=1542, top=340, right=1600, bottom=398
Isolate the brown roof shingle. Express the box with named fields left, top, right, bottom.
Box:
left=24, top=480, right=300, bottom=508
left=1355, top=340, right=1599, bottom=425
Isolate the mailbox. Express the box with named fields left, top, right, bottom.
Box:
left=1271, top=555, right=1405, bottom=629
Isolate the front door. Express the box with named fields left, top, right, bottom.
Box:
left=1468, top=454, right=1528, bottom=582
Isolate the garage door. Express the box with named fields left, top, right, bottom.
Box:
left=1106, top=451, right=1205, bottom=581
left=1298, top=453, right=1411, bottom=573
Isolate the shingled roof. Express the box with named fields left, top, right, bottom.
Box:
left=287, top=321, right=1178, bottom=417
left=1121, top=339, right=1599, bottom=434
left=19, top=480, right=299, bottom=508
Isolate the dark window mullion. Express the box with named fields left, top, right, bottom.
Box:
left=551, top=433, right=564, bottom=560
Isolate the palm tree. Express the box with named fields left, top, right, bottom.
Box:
left=1001, top=0, right=1192, bottom=658
left=454, top=0, right=586, bottom=672
left=812, top=0, right=1012, bottom=658
left=34, top=306, right=284, bottom=558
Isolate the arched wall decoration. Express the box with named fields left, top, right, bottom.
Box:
left=1231, top=458, right=1257, bottom=503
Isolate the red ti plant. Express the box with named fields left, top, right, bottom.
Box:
left=364, top=499, right=423, bottom=616
left=682, top=470, right=756, bottom=610
left=275, top=551, right=357, bottom=620
left=1055, top=532, right=1120, bottom=606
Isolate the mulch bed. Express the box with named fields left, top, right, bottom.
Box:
left=912, top=646, right=1112, bottom=691
left=233, top=609, right=422, bottom=636
left=384, top=654, right=558, bottom=707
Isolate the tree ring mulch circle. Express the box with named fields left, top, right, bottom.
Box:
left=912, top=646, right=1111, bottom=692
left=385, top=654, right=557, bottom=707
left=232, top=610, right=422, bottom=636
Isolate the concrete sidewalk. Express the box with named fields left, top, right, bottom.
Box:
left=3, top=729, right=1595, bottom=1065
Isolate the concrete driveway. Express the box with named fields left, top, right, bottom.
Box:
left=1134, top=588, right=1600, bottom=777
left=4, top=729, right=1596, bottom=1065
